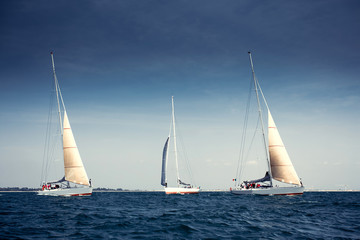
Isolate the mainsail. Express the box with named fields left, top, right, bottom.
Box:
left=161, top=137, right=169, bottom=187
left=63, top=111, right=90, bottom=186
left=268, top=110, right=301, bottom=185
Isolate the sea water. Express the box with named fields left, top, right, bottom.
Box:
left=0, top=191, right=359, bottom=239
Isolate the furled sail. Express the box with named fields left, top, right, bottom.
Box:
left=161, top=137, right=169, bottom=187
left=244, top=171, right=271, bottom=184
left=178, top=179, right=190, bottom=186
left=268, top=110, right=300, bottom=185
left=63, top=111, right=90, bottom=186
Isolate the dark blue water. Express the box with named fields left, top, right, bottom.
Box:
left=1, top=192, right=359, bottom=239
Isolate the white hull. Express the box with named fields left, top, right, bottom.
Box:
left=37, top=187, right=92, bottom=196
left=165, top=187, right=200, bottom=195
left=230, top=186, right=304, bottom=196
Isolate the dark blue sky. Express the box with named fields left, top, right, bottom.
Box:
left=1, top=1, right=359, bottom=189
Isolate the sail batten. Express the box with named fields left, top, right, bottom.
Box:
left=268, top=109, right=300, bottom=185
left=63, top=111, right=90, bottom=186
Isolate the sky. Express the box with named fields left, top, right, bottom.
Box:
left=0, top=0, right=359, bottom=190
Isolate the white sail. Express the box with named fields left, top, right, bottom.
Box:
left=63, top=111, right=90, bottom=186
left=268, top=109, right=300, bottom=185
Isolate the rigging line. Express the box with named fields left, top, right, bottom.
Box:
left=255, top=77, right=272, bottom=178
left=245, top=115, right=261, bottom=159
left=171, top=96, right=180, bottom=185
left=44, top=97, right=63, bottom=183
left=239, top=112, right=262, bottom=181
left=177, top=130, right=196, bottom=186
left=165, top=101, right=173, bottom=185
left=173, top=111, right=196, bottom=186
left=51, top=53, right=64, bottom=136
left=256, top=80, right=270, bottom=111
left=45, top=134, right=61, bottom=182
left=44, top=93, right=64, bottom=184
left=254, top=76, right=269, bottom=169
left=57, top=80, right=66, bottom=113
left=44, top=113, right=54, bottom=183
left=249, top=52, right=272, bottom=186
left=40, top=88, right=55, bottom=185
left=235, top=74, right=253, bottom=184
left=44, top=120, right=56, bottom=180
left=43, top=99, right=53, bottom=184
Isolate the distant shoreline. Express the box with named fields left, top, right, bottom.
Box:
left=1, top=189, right=359, bottom=193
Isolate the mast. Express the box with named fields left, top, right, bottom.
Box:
left=50, top=52, right=64, bottom=136
left=171, top=96, right=180, bottom=186
left=248, top=52, right=273, bottom=186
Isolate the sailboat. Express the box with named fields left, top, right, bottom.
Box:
left=38, top=52, right=92, bottom=196
left=161, top=96, right=200, bottom=194
left=230, top=52, right=304, bottom=196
